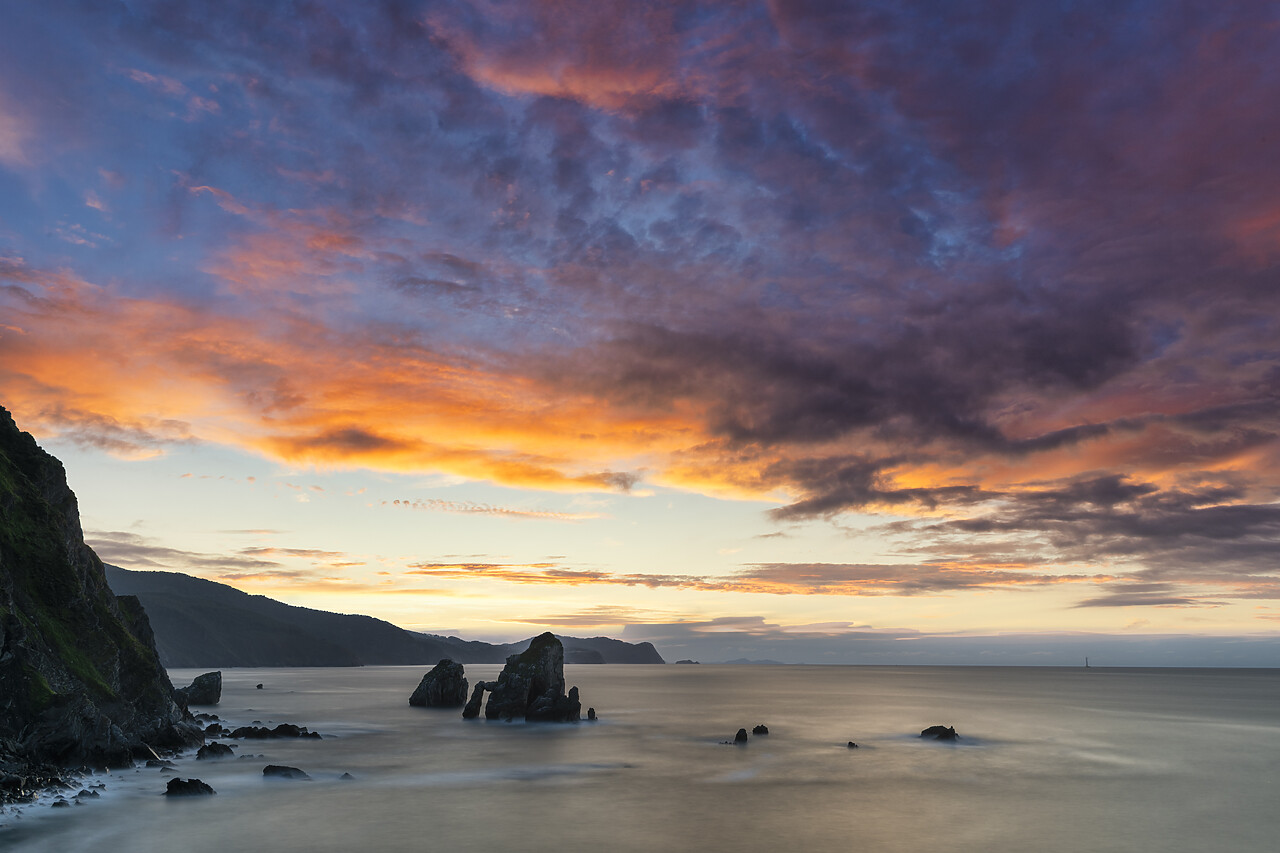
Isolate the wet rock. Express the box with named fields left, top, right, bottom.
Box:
left=196, top=742, right=235, bottom=760
left=174, top=672, right=222, bottom=707
left=752, top=724, right=769, bottom=735
left=586, top=708, right=597, bottom=721
left=165, top=778, right=215, bottom=796
left=262, top=765, right=310, bottom=780
left=920, top=725, right=958, bottom=741
left=76, top=789, right=100, bottom=798
left=847, top=742, right=859, bottom=749
left=484, top=634, right=582, bottom=722
left=462, top=682, right=488, bottom=719
left=256, top=684, right=264, bottom=690
left=408, top=659, right=469, bottom=708
left=734, top=728, right=749, bottom=744
left=51, top=798, right=71, bottom=808
left=339, top=772, right=355, bottom=781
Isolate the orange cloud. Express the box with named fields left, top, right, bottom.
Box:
left=404, top=559, right=1104, bottom=597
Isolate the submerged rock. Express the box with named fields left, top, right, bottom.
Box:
left=408, top=659, right=469, bottom=707
left=175, top=671, right=222, bottom=706
left=263, top=765, right=310, bottom=780
left=847, top=742, right=859, bottom=749
left=227, top=723, right=320, bottom=740
left=920, top=725, right=958, bottom=741
left=484, top=633, right=582, bottom=722
left=165, top=778, right=215, bottom=796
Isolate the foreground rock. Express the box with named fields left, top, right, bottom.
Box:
left=734, top=728, right=749, bottom=744
left=483, top=633, right=582, bottom=722
left=408, top=659, right=468, bottom=707
left=0, top=406, right=202, bottom=781
left=920, top=725, right=958, bottom=741
left=175, top=671, right=222, bottom=706
left=165, top=778, right=215, bottom=796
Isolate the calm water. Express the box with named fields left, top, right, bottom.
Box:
left=3, top=665, right=1278, bottom=852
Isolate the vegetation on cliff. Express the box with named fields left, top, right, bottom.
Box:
left=0, top=406, right=200, bottom=774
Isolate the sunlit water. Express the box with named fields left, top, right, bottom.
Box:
left=3, top=665, right=1278, bottom=852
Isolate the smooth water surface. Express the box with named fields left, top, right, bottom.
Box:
left=3, top=665, right=1278, bottom=852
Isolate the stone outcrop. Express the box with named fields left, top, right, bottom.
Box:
left=0, top=406, right=202, bottom=778
left=734, top=728, right=749, bottom=744
left=483, top=633, right=582, bottom=722
left=408, top=659, right=468, bottom=707
left=175, top=671, right=222, bottom=706
left=752, top=724, right=769, bottom=735
left=920, top=725, right=958, bottom=741
left=462, top=681, right=487, bottom=719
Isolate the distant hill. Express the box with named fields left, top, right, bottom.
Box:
left=104, top=565, right=664, bottom=667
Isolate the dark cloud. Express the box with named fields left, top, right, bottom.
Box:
left=6, top=0, right=1280, bottom=613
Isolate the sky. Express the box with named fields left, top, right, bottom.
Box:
left=2, top=1, right=1280, bottom=665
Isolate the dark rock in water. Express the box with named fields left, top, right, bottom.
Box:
left=196, top=742, right=235, bottom=760
left=165, top=778, right=215, bottom=796
left=752, top=724, right=769, bottom=735
left=256, top=684, right=263, bottom=690
left=203, top=723, right=225, bottom=737
left=462, top=681, right=488, bottom=719
left=920, top=725, right=958, bottom=741
left=586, top=707, right=597, bottom=721
left=51, top=798, right=72, bottom=808
left=0, top=406, right=203, bottom=776
left=263, top=765, right=310, bottom=780
left=174, top=671, right=222, bottom=707
left=674, top=659, right=700, bottom=664
left=227, top=723, right=319, bottom=740
left=339, top=772, right=355, bottom=781
left=847, top=742, right=859, bottom=749
left=76, top=788, right=100, bottom=798
left=734, top=728, right=749, bottom=744
left=408, top=659, right=469, bottom=707
left=484, top=633, right=582, bottom=722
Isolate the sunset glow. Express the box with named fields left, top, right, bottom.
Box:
left=3, top=1, right=1279, bottom=659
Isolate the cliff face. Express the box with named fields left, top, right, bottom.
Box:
left=0, top=407, right=200, bottom=769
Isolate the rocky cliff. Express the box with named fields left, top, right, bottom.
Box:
left=0, top=406, right=201, bottom=773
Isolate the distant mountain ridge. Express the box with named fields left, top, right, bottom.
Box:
left=104, top=565, right=665, bottom=667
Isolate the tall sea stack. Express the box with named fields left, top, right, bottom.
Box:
left=0, top=406, right=201, bottom=772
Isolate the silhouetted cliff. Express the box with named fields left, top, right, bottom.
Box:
left=0, top=407, right=200, bottom=773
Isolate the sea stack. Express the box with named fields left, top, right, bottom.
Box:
left=484, top=632, right=582, bottom=722
left=175, top=671, right=222, bottom=706
left=0, top=406, right=202, bottom=775
left=409, top=659, right=469, bottom=707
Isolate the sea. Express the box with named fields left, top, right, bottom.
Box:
left=2, top=664, right=1277, bottom=852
